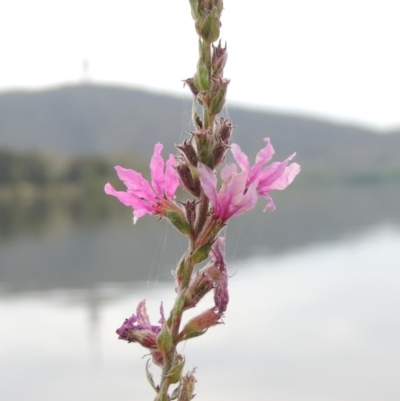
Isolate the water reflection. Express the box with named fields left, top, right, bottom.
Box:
left=1, top=226, right=399, bottom=401
left=1, top=184, right=399, bottom=293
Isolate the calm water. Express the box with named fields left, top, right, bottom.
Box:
left=1, top=185, right=400, bottom=400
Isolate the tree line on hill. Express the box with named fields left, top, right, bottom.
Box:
left=0, top=84, right=400, bottom=193
left=0, top=147, right=114, bottom=189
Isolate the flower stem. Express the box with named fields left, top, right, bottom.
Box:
left=156, top=240, right=196, bottom=401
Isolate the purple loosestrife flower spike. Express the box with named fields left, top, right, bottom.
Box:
left=231, top=138, right=301, bottom=211
left=104, top=143, right=179, bottom=223
left=197, top=162, right=259, bottom=222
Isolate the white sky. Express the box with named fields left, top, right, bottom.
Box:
left=1, top=0, right=399, bottom=130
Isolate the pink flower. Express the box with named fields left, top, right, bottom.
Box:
left=104, top=143, right=179, bottom=223
left=231, top=138, right=300, bottom=211
left=197, top=162, right=258, bottom=221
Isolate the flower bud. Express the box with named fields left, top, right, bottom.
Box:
left=156, top=324, right=173, bottom=355
left=192, top=241, right=213, bottom=264
left=212, top=140, right=229, bottom=167
left=195, top=11, right=220, bottom=42
left=212, top=40, right=228, bottom=76
left=188, top=0, right=201, bottom=20
left=177, top=139, right=198, bottom=166
left=183, top=269, right=214, bottom=310
left=214, top=117, right=233, bottom=144
left=195, top=129, right=214, bottom=167
left=174, top=254, right=188, bottom=291
left=183, top=200, right=197, bottom=229
left=176, top=162, right=201, bottom=198
left=166, top=209, right=191, bottom=235
left=209, top=77, right=229, bottom=116
left=167, top=355, right=185, bottom=385
left=180, top=309, right=222, bottom=339
left=194, top=59, right=210, bottom=91
left=183, top=77, right=199, bottom=97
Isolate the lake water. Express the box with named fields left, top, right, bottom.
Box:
left=1, top=185, right=400, bottom=400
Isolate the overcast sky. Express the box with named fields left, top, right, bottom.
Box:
left=1, top=0, right=399, bottom=130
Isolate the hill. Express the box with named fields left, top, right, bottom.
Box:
left=1, top=84, right=399, bottom=181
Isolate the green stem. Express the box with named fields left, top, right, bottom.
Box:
left=156, top=240, right=196, bottom=401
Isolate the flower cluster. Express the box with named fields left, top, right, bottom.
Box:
left=106, top=138, right=300, bottom=224
left=108, top=137, right=299, bottom=350
left=106, top=2, right=300, bottom=399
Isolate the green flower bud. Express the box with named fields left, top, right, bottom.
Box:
left=196, top=11, right=220, bottom=42
left=193, top=59, right=210, bottom=91
left=175, top=255, right=188, bottom=291
left=167, top=355, right=185, bottom=385
left=156, top=325, right=173, bottom=355
left=167, top=210, right=191, bottom=235
left=188, top=0, right=201, bottom=20
left=192, top=241, right=213, bottom=264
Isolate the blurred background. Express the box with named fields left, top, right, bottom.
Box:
left=1, top=1, right=399, bottom=400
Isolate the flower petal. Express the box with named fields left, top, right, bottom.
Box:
left=197, top=162, right=218, bottom=208
left=228, top=180, right=258, bottom=218
left=248, top=137, right=275, bottom=184
left=114, top=166, right=155, bottom=202
left=231, top=143, right=250, bottom=172
left=220, top=163, right=237, bottom=181
left=158, top=302, right=166, bottom=325
left=267, top=162, right=301, bottom=191
left=164, top=154, right=179, bottom=198
left=217, top=171, right=249, bottom=220
left=257, top=153, right=297, bottom=191
left=261, top=192, right=276, bottom=211
left=105, top=183, right=144, bottom=209
left=255, top=138, right=275, bottom=165
left=136, top=299, right=151, bottom=326
left=150, top=143, right=165, bottom=196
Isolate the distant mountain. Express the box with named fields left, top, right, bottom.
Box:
left=1, top=84, right=399, bottom=178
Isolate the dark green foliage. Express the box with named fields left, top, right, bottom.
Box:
left=63, top=157, right=111, bottom=184
left=0, top=148, right=50, bottom=186
left=0, top=148, right=16, bottom=184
